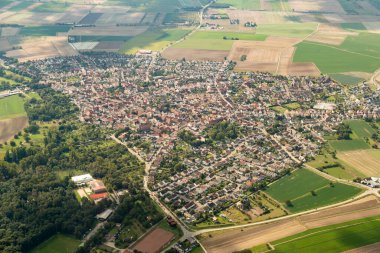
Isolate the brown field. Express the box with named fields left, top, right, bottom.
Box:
left=6, top=36, right=78, bottom=62
left=200, top=195, right=380, bottom=253
left=337, top=150, right=380, bottom=177
left=93, top=41, right=123, bottom=52
left=363, top=22, right=380, bottom=34
left=344, top=242, right=380, bottom=253
left=289, top=0, right=345, bottom=14
left=0, top=11, right=65, bottom=25
left=0, top=27, right=20, bottom=37
left=162, top=48, right=229, bottom=61
left=306, top=24, right=358, bottom=45
left=91, top=5, right=131, bottom=13
left=68, top=26, right=148, bottom=36
left=95, top=12, right=145, bottom=25
left=0, top=116, right=28, bottom=144
left=230, top=37, right=320, bottom=76
left=0, top=38, right=12, bottom=51
left=131, top=227, right=174, bottom=253
left=57, top=5, right=92, bottom=24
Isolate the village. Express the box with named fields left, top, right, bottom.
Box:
left=13, top=52, right=380, bottom=226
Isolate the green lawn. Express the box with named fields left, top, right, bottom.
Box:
left=329, top=139, right=370, bottom=152
left=329, top=73, right=364, bottom=85
left=32, top=2, right=71, bottom=12
left=265, top=169, right=362, bottom=213
left=29, top=234, right=81, bottom=253
left=20, top=25, right=71, bottom=36
left=215, top=0, right=261, bottom=10
left=270, top=215, right=380, bottom=253
left=256, top=23, right=317, bottom=38
left=346, top=120, right=376, bottom=139
left=8, top=1, right=36, bottom=12
left=120, top=28, right=191, bottom=54
left=174, top=31, right=267, bottom=50
left=0, top=95, right=26, bottom=120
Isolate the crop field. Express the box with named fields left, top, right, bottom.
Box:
left=346, top=120, right=376, bottom=139
left=20, top=25, right=71, bottom=36
left=330, top=73, right=365, bottom=85
left=131, top=227, right=175, bottom=253
left=32, top=2, right=71, bottom=13
left=173, top=31, right=267, bottom=51
left=337, top=150, right=380, bottom=177
left=215, top=0, right=261, bottom=10
left=0, top=95, right=26, bottom=120
left=8, top=1, right=36, bottom=12
left=265, top=169, right=362, bottom=213
left=269, top=215, right=380, bottom=253
left=29, top=234, right=81, bottom=253
left=120, top=28, right=191, bottom=53
left=255, top=23, right=317, bottom=38
left=294, top=41, right=380, bottom=74
left=329, top=139, right=370, bottom=152
left=341, top=23, right=367, bottom=31
left=0, top=0, right=12, bottom=9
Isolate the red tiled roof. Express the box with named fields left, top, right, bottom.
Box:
left=90, top=192, right=108, bottom=200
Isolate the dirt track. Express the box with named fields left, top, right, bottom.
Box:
left=201, top=195, right=380, bottom=253
left=343, top=242, right=380, bottom=253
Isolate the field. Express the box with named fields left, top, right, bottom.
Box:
left=215, top=0, right=261, bottom=10
left=269, top=215, right=380, bottom=253
left=131, top=227, right=175, bottom=253
left=173, top=31, right=267, bottom=51
left=346, top=119, right=376, bottom=139
left=330, top=73, right=365, bottom=85
left=255, top=23, right=317, bottom=38
left=120, top=28, right=191, bottom=53
left=8, top=1, right=36, bottom=12
left=337, top=150, right=380, bottom=177
left=0, top=116, right=28, bottom=144
left=0, top=95, right=26, bottom=119
left=29, top=234, right=81, bottom=253
left=32, top=2, right=71, bottom=13
left=200, top=195, right=380, bottom=253
left=264, top=169, right=362, bottom=212
left=20, top=25, right=71, bottom=36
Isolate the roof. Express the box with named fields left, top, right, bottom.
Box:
left=96, top=209, right=113, bottom=220
left=89, top=180, right=106, bottom=191
left=90, top=192, right=108, bottom=200
left=71, top=174, right=93, bottom=183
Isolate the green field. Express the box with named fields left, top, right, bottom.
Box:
left=341, top=23, right=367, bottom=31
left=329, top=139, right=370, bottom=152
left=269, top=215, right=380, bottom=253
left=330, top=73, right=364, bottom=85
left=174, top=31, right=267, bottom=50
left=0, top=95, right=26, bottom=120
left=32, top=2, right=71, bottom=12
left=215, top=0, right=261, bottom=10
left=20, top=25, right=71, bottom=36
left=8, top=1, right=36, bottom=12
left=256, top=23, right=317, bottom=38
left=0, top=0, right=12, bottom=8
left=324, top=167, right=353, bottom=180
left=294, top=33, right=380, bottom=74
left=346, top=120, right=376, bottom=139
left=120, top=28, right=191, bottom=53
left=265, top=169, right=362, bottom=212
left=29, top=234, right=81, bottom=253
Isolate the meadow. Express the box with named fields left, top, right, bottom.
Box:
left=215, top=0, right=261, bottom=10
left=0, top=95, right=26, bottom=120
left=265, top=169, right=362, bottom=213
left=329, top=139, right=370, bottom=152
left=173, top=31, right=267, bottom=50
left=346, top=119, right=376, bottom=139
left=29, top=234, right=81, bottom=253
left=329, top=73, right=364, bottom=85
left=255, top=23, right=317, bottom=38
left=32, top=2, right=71, bottom=13
left=20, top=25, right=71, bottom=37
left=269, top=215, right=380, bottom=253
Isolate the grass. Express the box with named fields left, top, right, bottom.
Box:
left=346, top=120, right=376, bottom=139
left=329, top=139, right=370, bottom=152
left=173, top=31, right=267, bottom=51
left=269, top=215, right=380, bottom=253
left=190, top=246, right=205, bottom=253
left=256, top=23, right=317, bottom=38
left=32, top=2, right=71, bottom=12
left=215, top=0, right=261, bottom=10
left=57, top=170, right=86, bottom=181
left=330, top=74, right=364, bottom=85
left=265, top=169, right=362, bottom=213
left=29, top=234, right=81, bottom=253
left=341, top=23, right=367, bottom=31
left=324, top=167, right=353, bottom=180
left=294, top=41, right=380, bottom=74
left=282, top=102, right=300, bottom=110
left=0, top=0, right=12, bottom=8
left=8, top=1, right=36, bottom=12
left=0, top=95, right=26, bottom=120
left=270, top=106, right=287, bottom=113
left=20, top=25, right=71, bottom=36
left=0, top=77, right=18, bottom=85
left=120, top=28, right=191, bottom=54
left=339, top=33, right=380, bottom=58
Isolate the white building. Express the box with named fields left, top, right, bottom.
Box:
left=71, top=174, right=94, bottom=185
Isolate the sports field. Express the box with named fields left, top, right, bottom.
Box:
left=265, top=169, right=362, bottom=212
left=29, top=234, right=81, bottom=253
left=173, top=31, right=267, bottom=50
left=270, top=215, right=380, bottom=253
left=0, top=95, right=26, bottom=120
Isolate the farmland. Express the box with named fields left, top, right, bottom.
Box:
left=264, top=169, right=362, bottom=212
left=20, top=25, right=71, bottom=37
left=215, top=0, right=261, bottom=10
left=337, top=150, right=380, bottom=177
left=29, top=234, right=81, bottom=253
left=346, top=120, right=376, bottom=139
left=32, top=2, right=71, bottom=13
left=0, top=95, right=27, bottom=120
left=269, top=215, right=380, bottom=253
left=329, top=139, right=370, bottom=152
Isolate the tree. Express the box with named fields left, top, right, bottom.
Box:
left=285, top=200, right=293, bottom=207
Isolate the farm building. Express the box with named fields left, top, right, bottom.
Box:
left=71, top=174, right=94, bottom=185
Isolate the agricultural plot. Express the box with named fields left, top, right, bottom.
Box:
left=256, top=23, right=317, bottom=38
left=330, top=73, right=365, bottom=85
left=269, top=215, right=380, bottom=253
left=8, top=1, right=36, bottom=12
left=215, top=0, right=261, bottom=10
left=265, top=169, right=362, bottom=213
left=131, top=227, right=175, bottom=253
left=20, top=25, right=71, bottom=36
left=32, top=2, right=71, bottom=13
left=78, top=13, right=103, bottom=25
left=346, top=120, right=376, bottom=139
left=0, top=95, right=26, bottom=120
left=120, top=28, right=191, bottom=53
left=29, top=234, right=81, bottom=253
left=337, top=150, right=380, bottom=177
left=329, top=139, right=370, bottom=152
